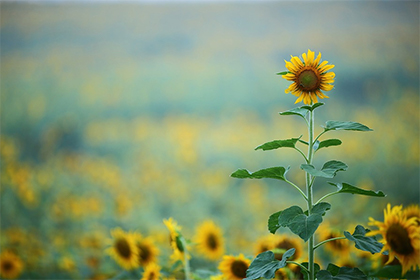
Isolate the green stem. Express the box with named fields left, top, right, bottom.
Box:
left=285, top=179, right=308, bottom=201
left=313, top=236, right=347, bottom=250
left=287, top=261, right=310, bottom=274
left=294, top=147, right=309, bottom=163
left=306, top=108, right=315, bottom=280
left=181, top=237, right=190, bottom=280
left=315, top=191, right=340, bottom=205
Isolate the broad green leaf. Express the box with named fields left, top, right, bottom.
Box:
left=288, top=213, right=323, bottom=242
left=371, top=265, right=420, bottom=279
left=255, top=136, right=302, bottom=151
left=317, top=266, right=367, bottom=280
left=323, top=121, right=373, bottom=132
left=328, top=182, right=386, bottom=197
left=278, top=206, right=304, bottom=227
left=301, top=160, right=348, bottom=178
left=244, top=249, right=295, bottom=280
left=311, top=202, right=331, bottom=216
left=326, top=263, right=340, bottom=276
left=315, top=139, right=342, bottom=151
left=231, top=166, right=289, bottom=181
left=301, top=102, right=324, bottom=111
left=279, top=107, right=309, bottom=118
left=268, top=211, right=282, bottom=234
left=276, top=71, right=289, bottom=75
left=301, top=262, right=321, bottom=280
left=344, top=225, right=383, bottom=254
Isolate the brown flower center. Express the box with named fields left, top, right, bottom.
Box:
left=1, top=260, right=13, bottom=271
left=206, top=233, right=218, bottom=250
left=115, top=238, right=132, bottom=259
left=231, top=260, right=248, bottom=278
left=297, top=68, right=320, bottom=91
left=275, top=239, right=296, bottom=260
left=386, top=223, right=414, bottom=255
left=138, top=243, right=151, bottom=263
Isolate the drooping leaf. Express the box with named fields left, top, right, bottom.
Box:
left=311, top=202, right=331, bottom=216
left=328, top=182, right=386, bottom=197
left=323, top=121, right=373, bottom=132
left=317, top=266, right=367, bottom=280
left=244, top=249, right=295, bottom=280
left=268, top=211, right=282, bottom=234
left=344, top=225, right=383, bottom=254
left=288, top=213, right=323, bottom=242
left=279, top=107, right=309, bottom=119
left=371, top=265, right=420, bottom=279
left=315, top=139, right=342, bottom=151
left=255, top=136, right=302, bottom=151
left=301, top=160, right=348, bottom=178
left=301, top=102, right=324, bottom=111
left=231, top=166, right=289, bottom=181
left=278, top=206, right=304, bottom=227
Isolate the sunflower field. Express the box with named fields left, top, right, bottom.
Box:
left=0, top=1, right=419, bottom=280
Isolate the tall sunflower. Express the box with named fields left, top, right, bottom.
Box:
left=163, top=218, right=189, bottom=262
left=194, top=220, right=225, bottom=261
left=368, top=204, right=420, bottom=276
left=0, top=251, right=24, bottom=279
left=282, top=49, right=335, bottom=105
left=105, top=228, right=139, bottom=270
left=132, top=233, right=160, bottom=267
left=218, top=254, right=250, bottom=280
left=141, top=263, right=161, bottom=280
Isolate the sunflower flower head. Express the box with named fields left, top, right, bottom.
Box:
left=132, top=233, right=160, bottom=267
left=282, top=49, right=335, bottom=105
left=368, top=204, right=420, bottom=276
left=105, top=228, right=140, bottom=270
left=218, top=254, right=251, bottom=280
left=194, top=220, right=225, bottom=261
left=0, top=250, right=24, bottom=279
left=163, top=218, right=190, bottom=262
left=141, top=263, right=161, bottom=280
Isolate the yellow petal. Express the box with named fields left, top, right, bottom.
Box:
left=319, top=64, right=335, bottom=73
left=282, top=73, right=296, bottom=81
left=284, top=60, right=298, bottom=73
left=320, top=84, right=334, bottom=91
left=295, top=94, right=304, bottom=104
left=313, top=52, right=322, bottom=67
left=322, top=72, right=335, bottom=79
left=303, top=93, right=312, bottom=105
left=311, top=93, right=319, bottom=103
left=306, top=49, right=315, bottom=66
left=291, top=56, right=303, bottom=68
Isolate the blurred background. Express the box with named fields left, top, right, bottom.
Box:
left=1, top=0, right=419, bottom=278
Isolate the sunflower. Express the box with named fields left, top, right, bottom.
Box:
left=163, top=218, right=189, bottom=262
left=0, top=250, right=24, bottom=279
left=132, top=233, right=160, bottom=267
left=194, top=220, right=225, bottom=260
left=368, top=204, right=420, bottom=276
left=254, top=235, right=277, bottom=255
left=141, top=263, right=161, bottom=280
left=282, top=49, right=335, bottom=105
left=403, top=204, right=420, bottom=226
left=218, top=254, right=251, bottom=280
left=317, top=223, right=351, bottom=256
left=105, top=228, right=139, bottom=270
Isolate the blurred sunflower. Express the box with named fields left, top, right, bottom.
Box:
left=272, top=235, right=303, bottom=261
left=254, top=235, right=276, bottom=255
left=274, top=268, right=290, bottom=280
left=132, top=233, right=160, bottom=267
left=194, top=220, right=225, bottom=260
left=317, top=224, right=351, bottom=256
left=163, top=218, right=189, bottom=262
left=368, top=204, right=420, bottom=276
left=0, top=250, right=24, bottom=279
left=403, top=204, right=420, bottom=225
left=282, top=49, right=335, bottom=104
left=105, top=228, right=139, bottom=270
left=218, top=254, right=250, bottom=280
left=141, top=263, right=161, bottom=280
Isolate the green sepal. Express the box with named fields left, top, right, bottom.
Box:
left=276, top=71, right=290, bottom=75
left=244, top=249, right=295, bottom=280
left=301, top=262, right=321, bottom=280
left=268, top=211, right=282, bottom=234
left=255, top=136, right=302, bottom=151
left=344, top=225, right=383, bottom=254
left=323, top=121, right=373, bottom=132
left=328, top=182, right=386, bottom=197
left=317, top=265, right=367, bottom=280
left=301, top=160, right=348, bottom=178
left=175, top=235, right=185, bottom=252
left=314, top=139, right=342, bottom=152
left=231, top=166, right=289, bottom=181
left=371, top=265, right=420, bottom=279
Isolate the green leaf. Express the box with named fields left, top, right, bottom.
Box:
left=278, top=206, right=304, bottom=227
left=371, top=265, right=420, bottom=279
left=311, top=202, right=331, bottom=216
left=276, top=71, right=289, bottom=75
left=301, top=102, right=324, bottom=111
left=315, top=139, right=342, bottom=151
left=268, top=211, right=282, bottom=234
left=344, top=225, right=383, bottom=254
left=255, top=136, right=302, bottom=151
left=301, top=262, right=321, bottom=280
left=317, top=266, right=367, bottom=280
left=328, top=182, right=386, bottom=197
left=323, top=121, right=373, bottom=132
left=301, top=160, right=348, bottom=178
left=288, top=213, right=323, bottom=242
left=245, top=249, right=295, bottom=280
left=231, top=166, right=290, bottom=181
left=279, top=107, right=309, bottom=118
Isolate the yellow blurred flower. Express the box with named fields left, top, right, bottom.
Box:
left=218, top=254, right=250, bottom=280
left=140, top=263, right=161, bottom=280
left=194, top=220, right=225, bottom=261
left=317, top=223, right=351, bottom=256
left=105, top=228, right=139, bottom=270
left=282, top=49, right=335, bottom=104
left=0, top=250, right=24, bottom=279
left=163, top=218, right=189, bottom=263
left=132, top=233, right=160, bottom=267
left=403, top=204, right=420, bottom=226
